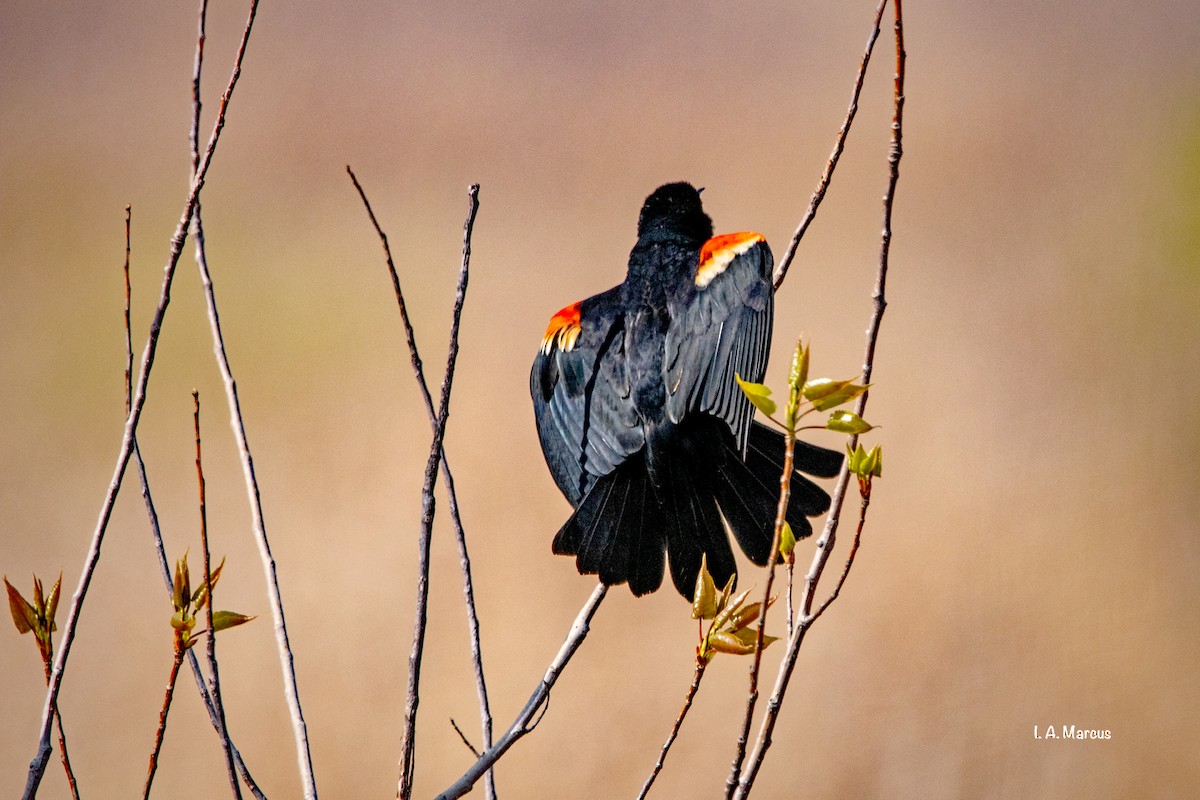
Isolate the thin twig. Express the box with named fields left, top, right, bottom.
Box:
left=772, top=0, right=889, bottom=291
left=143, top=650, right=185, bottom=800
left=724, top=421, right=797, bottom=798
left=124, top=205, right=133, bottom=416
left=435, top=583, right=608, bottom=800
left=194, top=392, right=241, bottom=799
left=347, top=167, right=496, bottom=800
left=127, top=209, right=265, bottom=800
left=636, top=660, right=707, bottom=800
left=183, top=7, right=316, bottom=798
left=35, top=645, right=79, bottom=799
left=398, top=184, right=481, bottom=800
left=23, top=4, right=261, bottom=795
left=449, top=719, right=481, bottom=758
left=731, top=2, right=904, bottom=795
left=785, top=558, right=796, bottom=638
left=813, top=493, right=869, bottom=620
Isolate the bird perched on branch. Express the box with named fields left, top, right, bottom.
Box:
left=531, top=182, right=841, bottom=598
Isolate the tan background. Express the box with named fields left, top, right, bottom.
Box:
left=2, top=1, right=1198, bottom=797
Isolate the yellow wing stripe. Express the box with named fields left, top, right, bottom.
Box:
left=541, top=301, right=583, bottom=354
left=695, top=232, right=765, bottom=288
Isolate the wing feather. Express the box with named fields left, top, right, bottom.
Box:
left=663, top=234, right=774, bottom=454
left=531, top=286, right=644, bottom=506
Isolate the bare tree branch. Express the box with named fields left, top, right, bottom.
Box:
left=193, top=391, right=242, bottom=799
left=347, top=166, right=495, bottom=799
left=636, top=659, right=707, bottom=800
left=127, top=215, right=266, bottom=800
left=731, top=2, right=904, bottom=795
left=772, top=0, right=890, bottom=291
left=724, top=413, right=799, bottom=798
left=22, top=3, right=262, bottom=795
left=398, top=184, right=481, bottom=800
left=435, top=582, right=608, bottom=800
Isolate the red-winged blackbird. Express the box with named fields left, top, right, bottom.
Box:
left=531, top=182, right=841, bottom=598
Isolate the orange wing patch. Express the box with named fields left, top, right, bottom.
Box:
left=695, top=232, right=766, bottom=288
left=541, top=301, right=583, bottom=354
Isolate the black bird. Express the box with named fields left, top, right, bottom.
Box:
left=531, top=182, right=841, bottom=598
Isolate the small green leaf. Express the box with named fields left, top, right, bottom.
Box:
left=707, top=629, right=757, bottom=656
left=803, top=378, right=869, bottom=411
left=788, top=341, right=810, bottom=392
left=170, top=609, right=195, bottom=633
left=45, top=573, right=61, bottom=634
left=735, top=375, right=776, bottom=417
left=192, top=557, right=226, bottom=611
left=779, top=522, right=796, bottom=560
left=826, top=410, right=873, bottom=434
left=5, top=577, right=36, bottom=635
left=173, top=557, right=189, bottom=612
left=712, top=587, right=753, bottom=632
left=692, top=554, right=718, bottom=620
left=210, top=611, right=256, bottom=632
left=865, top=444, right=882, bottom=477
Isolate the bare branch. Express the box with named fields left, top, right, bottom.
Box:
left=731, top=2, right=904, bottom=795
left=23, top=3, right=262, bottom=795
left=435, top=583, right=608, bottom=800
left=636, top=660, right=707, bottom=800
left=398, top=184, right=481, bottom=800
left=193, top=391, right=242, bottom=799
left=772, top=0, right=889, bottom=291
left=128, top=215, right=266, bottom=800
left=724, top=421, right=797, bottom=798
left=347, top=166, right=495, bottom=799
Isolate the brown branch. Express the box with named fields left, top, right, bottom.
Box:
left=724, top=400, right=798, bottom=798
left=23, top=4, right=261, bottom=795
left=193, top=391, right=241, bottom=799
left=636, top=659, right=708, bottom=800
left=731, top=2, right=904, bottom=795
left=813, top=492, right=870, bottom=620
left=398, top=184, right=481, bottom=800
left=143, top=650, right=185, bottom=800
left=772, top=0, right=889, bottom=291
left=347, top=166, right=495, bottom=799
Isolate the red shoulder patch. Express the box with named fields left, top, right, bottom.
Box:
left=695, top=232, right=766, bottom=288
left=541, top=301, right=583, bottom=354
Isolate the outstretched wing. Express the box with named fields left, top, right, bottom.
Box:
left=531, top=287, right=644, bottom=507
left=663, top=232, right=774, bottom=454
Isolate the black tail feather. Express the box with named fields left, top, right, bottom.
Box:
left=553, top=418, right=842, bottom=599
left=553, top=454, right=667, bottom=596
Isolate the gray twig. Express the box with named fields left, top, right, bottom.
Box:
left=187, top=6, right=242, bottom=796
left=126, top=207, right=265, bottom=799
left=398, top=185, right=481, bottom=800
left=22, top=3, right=261, bottom=795
left=347, top=167, right=495, bottom=799
left=435, top=583, right=608, bottom=800
left=731, top=1, right=904, bottom=795
left=772, top=0, right=890, bottom=291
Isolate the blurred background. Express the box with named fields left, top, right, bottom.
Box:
left=2, top=0, right=1198, bottom=797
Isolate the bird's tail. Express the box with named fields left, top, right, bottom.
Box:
left=554, top=419, right=843, bottom=599
left=552, top=452, right=667, bottom=596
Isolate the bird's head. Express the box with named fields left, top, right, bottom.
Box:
left=637, top=182, right=713, bottom=242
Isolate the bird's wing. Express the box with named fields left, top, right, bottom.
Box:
left=531, top=286, right=645, bottom=507
left=663, top=232, right=774, bottom=454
